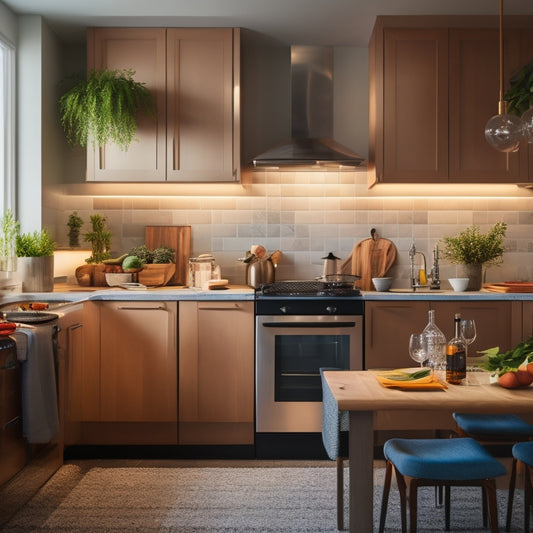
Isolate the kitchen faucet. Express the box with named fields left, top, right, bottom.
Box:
left=409, top=242, right=427, bottom=291
left=429, top=244, right=441, bottom=290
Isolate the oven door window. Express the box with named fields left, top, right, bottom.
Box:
left=274, top=334, right=349, bottom=402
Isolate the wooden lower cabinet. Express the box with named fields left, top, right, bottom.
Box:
left=66, top=301, right=178, bottom=445
left=365, top=300, right=522, bottom=369
left=365, top=299, right=524, bottom=444
left=179, top=301, right=254, bottom=445
left=523, top=301, right=533, bottom=339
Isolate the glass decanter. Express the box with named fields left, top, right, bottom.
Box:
left=422, top=309, right=446, bottom=371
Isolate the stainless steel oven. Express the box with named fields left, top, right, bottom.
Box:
left=255, top=282, right=364, bottom=439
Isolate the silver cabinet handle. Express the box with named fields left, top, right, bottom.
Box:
left=117, top=305, right=166, bottom=311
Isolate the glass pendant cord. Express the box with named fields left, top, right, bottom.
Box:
left=484, top=0, right=523, bottom=152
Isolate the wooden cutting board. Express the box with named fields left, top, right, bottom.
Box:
left=483, top=282, right=533, bottom=293
left=145, top=226, right=191, bottom=286
left=340, top=237, right=397, bottom=291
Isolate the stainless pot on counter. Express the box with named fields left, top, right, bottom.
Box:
left=246, top=258, right=275, bottom=288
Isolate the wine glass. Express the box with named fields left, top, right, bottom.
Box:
left=460, top=319, right=477, bottom=358
left=409, top=333, right=427, bottom=367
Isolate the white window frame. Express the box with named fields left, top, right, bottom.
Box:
left=0, top=33, right=15, bottom=215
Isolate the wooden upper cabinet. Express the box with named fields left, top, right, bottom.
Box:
left=369, top=18, right=533, bottom=186
left=166, top=29, right=239, bottom=182
left=448, top=29, right=524, bottom=182
left=87, top=28, right=167, bottom=182
left=381, top=29, right=449, bottom=183
left=86, top=27, right=240, bottom=183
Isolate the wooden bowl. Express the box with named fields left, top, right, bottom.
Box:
left=138, top=263, right=176, bottom=287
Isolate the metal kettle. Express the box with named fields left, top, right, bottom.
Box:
left=246, top=257, right=275, bottom=288
left=322, top=252, right=340, bottom=277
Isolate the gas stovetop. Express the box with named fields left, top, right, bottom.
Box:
left=256, top=280, right=361, bottom=297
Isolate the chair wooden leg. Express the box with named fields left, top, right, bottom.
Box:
left=408, top=479, right=419, bottom=533
left=379, top=461, right=393, bottom=533
left=484, top=479, right=500, bottom=533
left=444, top=485, right=451, bottom=530
left=395, top=467, right=408, bottom=533
left=336, top=457, right=344, bottom=531
left=482, top=486, right=488, bottom=528
left=524, top=464, right=532, bottom=533
left=506, top=458, right=517, bottom=532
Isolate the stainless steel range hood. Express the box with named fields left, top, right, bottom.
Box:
left=252, top=46, right=364, bottom=168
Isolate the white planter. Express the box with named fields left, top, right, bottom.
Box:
left=17, top=256, right=54, bottom=292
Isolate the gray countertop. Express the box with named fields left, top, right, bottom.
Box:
left=1, top=283, right=533, bottom=308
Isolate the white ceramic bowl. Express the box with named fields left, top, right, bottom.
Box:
left=448, top=278, right=469, bottom=292
left=372, top=277, right=393, bottom=292
left=105, top=272, right=133, bottom=286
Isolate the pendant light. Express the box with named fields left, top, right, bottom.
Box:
left=484, top=0, right=523, bottom=152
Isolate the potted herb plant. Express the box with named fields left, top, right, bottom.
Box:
left=74, top=214, right=113, bottom=287
left=67, top=211, right=83, bottom=247
left=440, top=221, right=507, bottom=291
left=58, top=69, right=156, bottom=150
left=16, top=228, right=56, bottom=292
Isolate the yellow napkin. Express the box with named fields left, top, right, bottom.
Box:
left=374, top=369, right=448, bottom=390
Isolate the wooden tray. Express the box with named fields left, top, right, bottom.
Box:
left=483, top=282, right=533, bottom=293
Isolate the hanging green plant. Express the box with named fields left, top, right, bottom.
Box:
left=58, top=69, right=156, bottom=150
left=504, top=60, right=533, bottom=116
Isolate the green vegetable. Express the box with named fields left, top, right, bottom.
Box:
left=122, top=255, right=143, bottom=270
left=476, top=336, right=533, bottom=376
left=383, top=369, right=431, bottom=381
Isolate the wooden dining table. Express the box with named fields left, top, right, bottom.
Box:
left=322, top=370, right=533, bottom=533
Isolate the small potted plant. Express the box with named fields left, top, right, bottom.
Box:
left=67, top=211, right=84, bottom=247
left=16, top=228, right=56, bottom=292
left=440, top=221, right=507, bottom=291
left=58, top=69, right=156, bottom=150
left=75, top=214, right=113, bottom=287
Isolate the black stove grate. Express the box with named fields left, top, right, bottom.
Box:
left=258, top=280, right=361, bottom=297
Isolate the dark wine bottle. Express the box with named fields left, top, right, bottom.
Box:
left=446, top=313, right=466, bottom=384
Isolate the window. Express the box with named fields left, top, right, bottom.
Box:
left=0, top=35, right=15, bottom=214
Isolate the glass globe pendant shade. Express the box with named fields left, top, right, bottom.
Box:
left=521, top=107, right=533, bottom=144
left=484, top=110, right=523, bottom=152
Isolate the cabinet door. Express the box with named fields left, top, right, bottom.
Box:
left=86, top=28, right=167, bottom=181
left=364, top=301, right=430, bottom=369
left=430, top=301, right=522, bottom=357
left=448, top=29, right=524, bottom=182
left=166, top=28, right=239, bottom=182
left=523, top=301, right=533, bottom=340
left=99, top=301, right=177, bottom=422
left=179, top=301, right=254, bottom=444
left=370, top=28, right=449, bottom=184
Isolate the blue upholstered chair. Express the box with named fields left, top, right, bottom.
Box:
left=452, top=413, right=533, bottom=530
left=452, top=413, right=533, bottom=443
left=506, top=441, right=533, bottom=532
left=320, top=368, right=349, bottom=531
left=379, top=437, right=507, bottom=533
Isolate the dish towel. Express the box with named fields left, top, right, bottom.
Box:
left=10, top=325, right=59, bottom=443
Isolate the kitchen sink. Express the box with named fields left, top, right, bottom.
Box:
left=388, top=288, right=448, bottom=293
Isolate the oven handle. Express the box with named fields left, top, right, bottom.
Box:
left=262, top=321, right=356, bottom=328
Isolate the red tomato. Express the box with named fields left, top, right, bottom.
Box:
left=515, top=368, right=533, bottom=387
left=527, top=362, right=533, bottom=380
left=498, top=372, right=521, bottom=389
